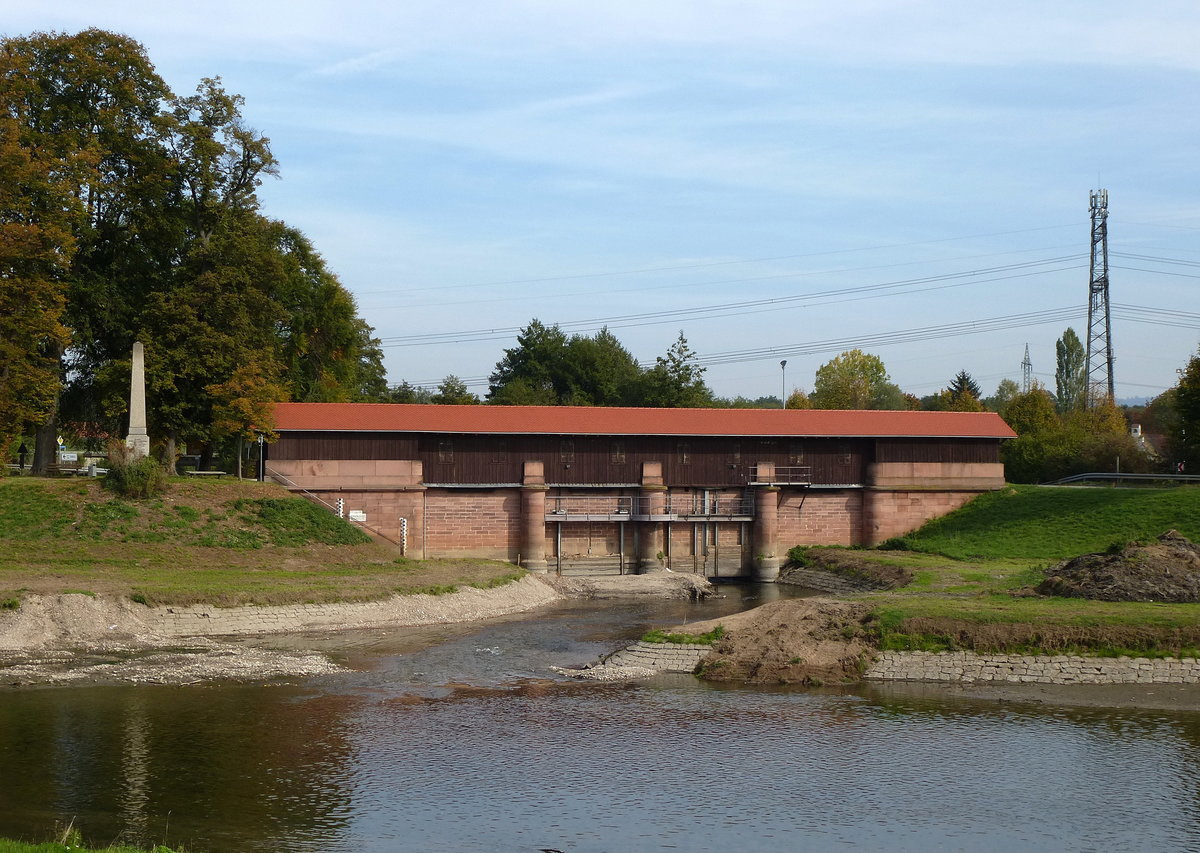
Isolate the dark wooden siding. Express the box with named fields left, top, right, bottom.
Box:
left=273, top=431, right=883, bottom=486
left=271, top=432, right=417, bottom=460
left=874, top=439, right=1000, bottom=464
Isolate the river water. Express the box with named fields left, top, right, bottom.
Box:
left=2, top=585, right=1200, bottom=853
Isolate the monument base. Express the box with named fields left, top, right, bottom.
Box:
left=125, top=434, right=151, bottom=459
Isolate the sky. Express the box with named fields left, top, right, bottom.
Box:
left=6, top=1, right=1200, bottom=403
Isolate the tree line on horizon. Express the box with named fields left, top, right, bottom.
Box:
left=388, top=318, right=1199, bottom=484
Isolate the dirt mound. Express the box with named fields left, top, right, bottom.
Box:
left=679, top=598, right=875, bottom=685
left=1037, top=531, right=1200, bottom=603
left=779, top=548, right=912, bottom=592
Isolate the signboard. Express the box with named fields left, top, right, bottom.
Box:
left=348, top=510, right=367, bottom=522
left=59, top=451, right=78, bottom=463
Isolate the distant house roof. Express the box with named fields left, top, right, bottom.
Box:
left=273, top=403, right=1016, bottom=440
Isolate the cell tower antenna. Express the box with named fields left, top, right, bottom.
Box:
left=1021, top=344, right=1032, bottom=393
left=1085, top=188, right=1114, bottom=405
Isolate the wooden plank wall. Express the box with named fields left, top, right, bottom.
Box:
left=273, top=431, right=999, bottom=486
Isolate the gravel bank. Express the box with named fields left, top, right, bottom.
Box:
left=0, top=573, right=710, bottom=686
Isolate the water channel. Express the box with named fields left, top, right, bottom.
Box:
left=2, top=584, right=1200, bottom=852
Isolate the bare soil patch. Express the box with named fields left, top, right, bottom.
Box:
left=1037, top=531, right=1200, bottom=603
left=681, top=598, right=875, bottom=685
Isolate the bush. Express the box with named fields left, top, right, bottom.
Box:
left=103, top=442, right=168, bottom=499
left=786, top=545, right=811, bottom=566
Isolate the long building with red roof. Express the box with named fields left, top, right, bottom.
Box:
left=269, top=403, right=1015, bottom=579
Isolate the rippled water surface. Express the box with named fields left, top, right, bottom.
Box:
left=2, top=587, right=1200, bottom=852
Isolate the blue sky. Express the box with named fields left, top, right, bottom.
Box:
left=8, top=1, right=1200, bottom=402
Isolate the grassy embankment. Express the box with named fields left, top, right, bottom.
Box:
left=805, top=484, right=1200, bottom=657
left=0, top=477, right=523, bottom=607
left=0, top=841, right=180, bottom=853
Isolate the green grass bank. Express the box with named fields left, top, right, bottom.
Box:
left=792, top=484, right=1200, bottom=657
left=0, top=834, right=183, bottom=853
left=0, top=477, right=522, bottom=607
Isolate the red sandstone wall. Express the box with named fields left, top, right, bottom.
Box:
left=298, top=490, right=425, bottom=555
left=864, top=490, right=980, bottom=545
left=288, top=479, right=987, bottom=566
left=424, top=490, right=521, bottom=560
left=777, top=490, right=863, bottom=547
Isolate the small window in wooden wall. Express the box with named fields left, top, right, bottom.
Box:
left=837, top=442, right=852, bottom=465
left=729, top=442, right=741, bottom=464
left=438, top=440, right=454, bottom=463
left=610, top=441, right=626, bottom=464
left=560, top=440, right=575, bottom=464
left=491, top=440, right=507, bottom=463
left=678, top=442, right=691, bottom=465
left=788, top=443, right=805, bottom=465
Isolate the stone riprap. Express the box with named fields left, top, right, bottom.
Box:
left=867, top=651, right=1200, bottom=685
left=778, top=567, right=873, bottom=595
left=603, top=640, right=711, bottom=673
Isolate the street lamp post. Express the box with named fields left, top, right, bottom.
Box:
left=780, top=360, right=788, bottom=409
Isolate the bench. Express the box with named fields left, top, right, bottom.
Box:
left=184, top=470, right=227, bottom=478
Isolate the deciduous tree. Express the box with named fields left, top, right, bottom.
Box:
left=208, top=360, right=287, bottom=478
left=432, top=375, right=479, bottom=405
left=1173, top=347, right=1200, bottom=471
left=810, top=349, right=903, bottom=410
left=1055, top=327, right=1087, bottom=413
left=0, top=112, right=75, bottom=451
left=984, top=379, right=1020, bottom=417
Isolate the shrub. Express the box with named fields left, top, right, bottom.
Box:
left=786, top=545, right=811, bottom=566
left=642, top=625, right=726, bottom=645
left=103, top=442, right=168, bottom=499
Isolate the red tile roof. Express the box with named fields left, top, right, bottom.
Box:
left=273, top=403, right=1016, bottom=439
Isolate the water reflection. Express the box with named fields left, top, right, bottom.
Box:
left=1, top=593, right=1199, bottom=852
left=0, top=686, right=363, bottom=851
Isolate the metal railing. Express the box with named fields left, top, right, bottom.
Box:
left=749, top=465, right=812, bottom=484
left=1045, top=472, right=1200, bottom=486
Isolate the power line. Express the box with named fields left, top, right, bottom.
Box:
left=378, top=256, right=1084, bottom=347
left=407, top=305, right=1086, bottom=389
left=355, top=222, right=1079, bottom=297
left=365, top=242, right=1083, bottom=311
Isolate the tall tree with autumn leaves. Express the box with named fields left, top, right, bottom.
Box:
left=0, top=29, right=386, bottom=470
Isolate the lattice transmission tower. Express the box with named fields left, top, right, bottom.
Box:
left=1021, top=344, right=1032, bottom=393
left=1085, top=188, right=1114, bottom=405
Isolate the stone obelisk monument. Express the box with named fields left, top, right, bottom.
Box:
left=125, top=341, right=151, bottom=458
